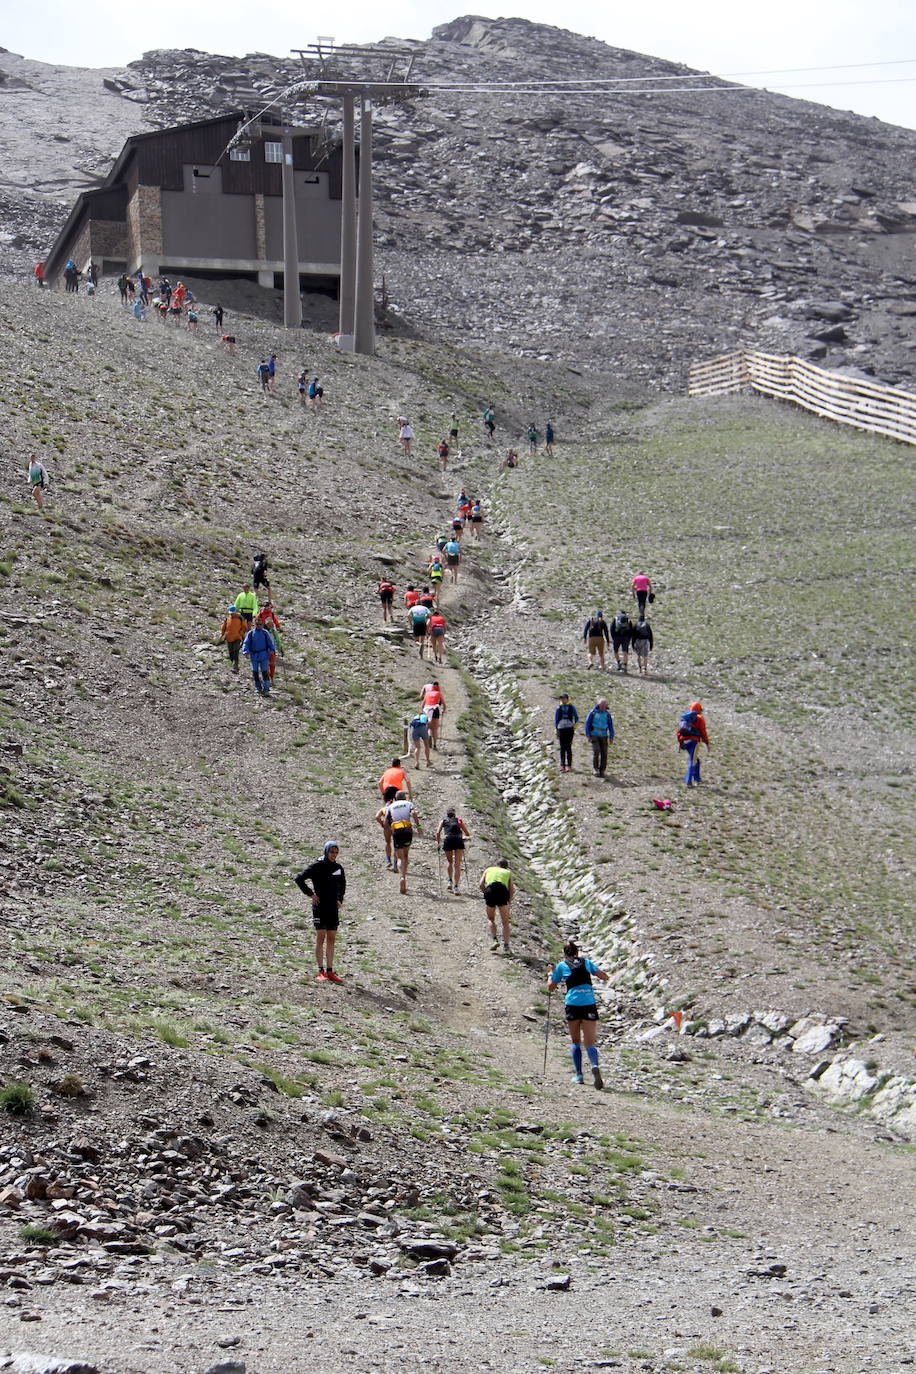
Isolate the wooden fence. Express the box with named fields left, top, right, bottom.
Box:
left=688, top=350, right=916, bottom=446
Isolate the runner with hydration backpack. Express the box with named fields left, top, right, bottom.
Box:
left=408, top=600, right=431, bottom=658
left=547, top=940, right=610, bottom=1088
left=407, top=710, right=432, bottom=768
left=437, top=808, right=471, bottom=892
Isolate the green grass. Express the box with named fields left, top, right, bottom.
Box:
left=0, top=1081, right=35, bottom=1115
left=19, top=1223, right=60, bottom=1247
left=686, top=1345, right=739, bottom=1373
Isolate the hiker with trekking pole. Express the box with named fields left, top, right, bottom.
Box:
left=436, top=808, right=471, bottom=893
left=546, top=940, right=610, bottom=1088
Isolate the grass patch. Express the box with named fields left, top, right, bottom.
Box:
left=19, top=1223, right=60, bottom=1247
left=0, top=1081, right=35, bottom=1115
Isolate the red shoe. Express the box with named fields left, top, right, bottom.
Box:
left=316, top=970, right=329, bottom=982
left=326, top=971, right=344, bottom=984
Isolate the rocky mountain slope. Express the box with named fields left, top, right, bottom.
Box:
left=2, top=15, right=916, bottom=389
left=0, top=266, right=913, bottom=1373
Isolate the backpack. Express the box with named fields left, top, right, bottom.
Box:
left=441, top=815, right=463, bottom=843
left=563, top=957, right=592, bottom=990
left=676, top=711, right=698, bottom=746
left=614, top=613, right=630, bottom=632
left=587, top=617, right=604, bottom=636
left=308, top=381, right=318, bottom=398
left=411, top=607, right=429, bottom=627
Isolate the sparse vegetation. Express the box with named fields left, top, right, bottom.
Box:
left=0, top=1080, right=35, bottom=1115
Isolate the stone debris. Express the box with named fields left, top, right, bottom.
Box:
left=2, top=1358, right=100, bottom=1374
left=1, top=19, right=915, bottom=389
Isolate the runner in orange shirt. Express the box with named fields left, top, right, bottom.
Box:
left=378, top=758, right=412, bottom=801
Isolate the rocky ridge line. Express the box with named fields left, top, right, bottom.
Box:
left=2, top=18, right=916, bottom=389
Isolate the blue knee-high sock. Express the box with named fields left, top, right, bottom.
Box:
left=586, top=1045, right=599, bottom=1068
left=571, top=1045, right=583, bottom=1075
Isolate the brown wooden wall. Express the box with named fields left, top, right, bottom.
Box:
left=133, top=117, right=345, bottom=200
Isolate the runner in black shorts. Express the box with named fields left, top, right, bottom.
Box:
left=386, top=792, right=422, bottom=894
left=377, top=577, right=395, bottom=623
left=547, top=940, right=610, bottom=1087
left=479, top=860, right=514, bottom=953
left=436, top=808, right=471, bottom=892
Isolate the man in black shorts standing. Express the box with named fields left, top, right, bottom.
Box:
left=295, top=842, right=346, bottom=983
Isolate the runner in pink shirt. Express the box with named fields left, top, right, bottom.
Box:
left=631, top=573, right=653, bottom=617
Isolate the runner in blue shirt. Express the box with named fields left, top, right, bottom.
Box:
left=445, top=538, right=461, bottom=584
left=547, top=940, right=610, bottom=1088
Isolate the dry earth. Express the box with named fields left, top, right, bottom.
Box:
left=0, top=280, right=913, bottom=1374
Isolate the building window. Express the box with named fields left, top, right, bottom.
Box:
left=264, top=141, right=283, bottom=163
left=230, top=146, right=250, bottom=161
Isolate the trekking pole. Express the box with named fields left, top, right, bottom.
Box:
left=542, top=988, right=552, bottom=1079
left=436, top=844, right=443, bottom=898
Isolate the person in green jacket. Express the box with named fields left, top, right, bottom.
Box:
left=479, top=859, right=515, bottom=954
left=235, top=583, right=259, bottom=626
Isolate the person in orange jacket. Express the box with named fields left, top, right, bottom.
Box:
left=677, top=700, right=711, bottom=785
left=219, top=605, right=247, bottom=675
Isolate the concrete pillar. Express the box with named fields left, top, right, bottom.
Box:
left=337, top=94, right=357, bottom=350
left=254, top=193, right=267, bottom=260
left=354, top=97, right=375, bottom=356
left=281, top=129, right=302, bottom=329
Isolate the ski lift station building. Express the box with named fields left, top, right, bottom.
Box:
left=43, top=110, right=346, bottom=290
